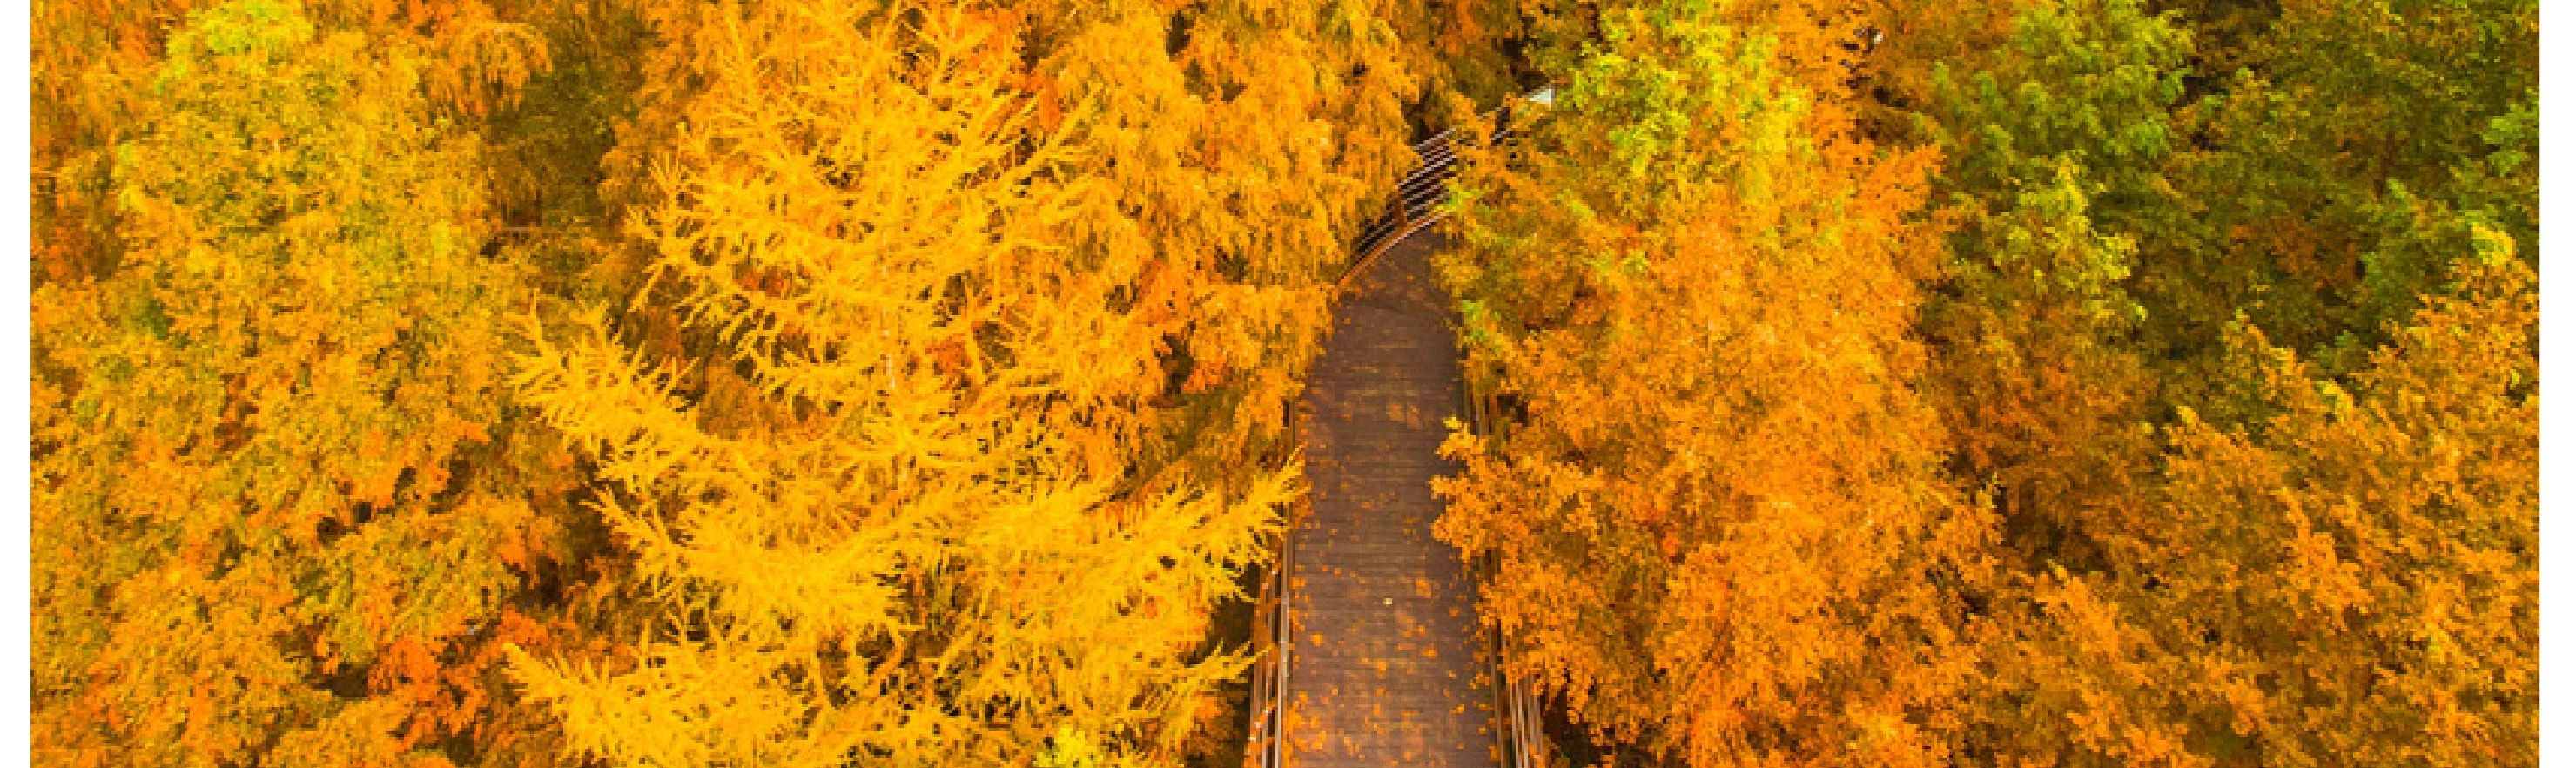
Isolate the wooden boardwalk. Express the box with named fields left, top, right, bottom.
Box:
left=1284, top=227, right=1497, bottom=768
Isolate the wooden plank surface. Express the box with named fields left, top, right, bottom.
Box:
left=1286, top=229, right=1497, bottom=768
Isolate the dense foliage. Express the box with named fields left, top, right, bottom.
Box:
left=1429, top=3, right=1985, bottom=763
left=31, top=0, right=2536, bottom=765
left=1431, top=0, right=2537, bottom=765
left=33, top=3, right=586, bottom=765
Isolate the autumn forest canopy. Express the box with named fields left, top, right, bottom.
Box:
left=28, top=0, right=2538, bottom=765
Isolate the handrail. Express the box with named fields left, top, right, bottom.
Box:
left=1463, top=368, right=1546, bottom=768
left=1241, top=509, right=1295, bottom=768
left=1446, top=91, right=1554, bottom=768
left=1338, top=105, right=1514, bottom=294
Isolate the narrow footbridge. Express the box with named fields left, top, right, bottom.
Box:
left=1243, top=95, right=1550, bottom=768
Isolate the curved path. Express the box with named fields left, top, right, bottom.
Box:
left=1282, top=226, right=1497, bottom=768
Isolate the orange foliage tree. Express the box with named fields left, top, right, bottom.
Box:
left=1973, top=239, right=2537, bottom=768
left=33, top=0, right=554, bottom=286
left=1429, top=1, right=1998, bottom=764
left=30, top=2, right=588, bottom=765
left=1890, top=0, right=2536, bottom=763
left=1900, top=1, right=2538, bottom=763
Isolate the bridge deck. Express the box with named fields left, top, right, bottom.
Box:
left=1286, top=228, right=1497, bottom=768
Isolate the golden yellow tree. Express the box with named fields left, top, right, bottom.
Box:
left=1005, top=0, right=1419, bottom=479
left=593, top=0, right=1418, bottom=477
left=507, top=3, right=1301, bottom=765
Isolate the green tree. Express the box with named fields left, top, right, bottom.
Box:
left=2141, top=0, right=2536, bottom=375
left=1913, top=0, right=2184, bottom=564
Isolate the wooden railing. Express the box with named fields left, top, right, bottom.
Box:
left=1243, top=87, right=1553, bottom=768
left=1463, top=377, right=1546, bottom=768
left=1335, top=87, right=1551, bottom=295
left=1241, top=511, right=1295, bottom=768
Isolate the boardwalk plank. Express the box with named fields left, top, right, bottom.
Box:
left=1284, top=229, right=1496, bottom=768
